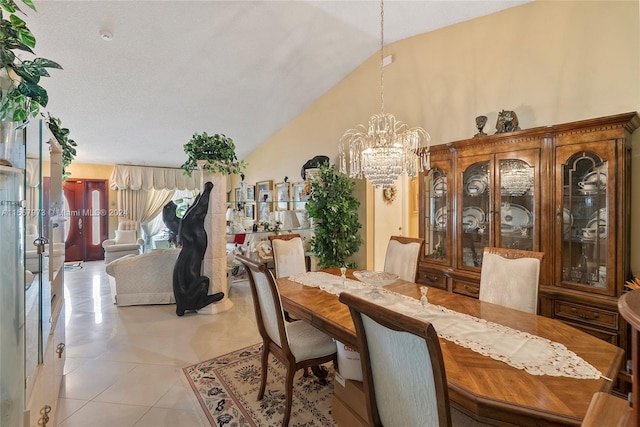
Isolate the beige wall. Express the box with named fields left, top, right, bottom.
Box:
left=241, top=0, right=640, bottom=272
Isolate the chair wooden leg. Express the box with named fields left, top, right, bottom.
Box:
left=282, top=366, right=296, bottom=427
left=258, top=346, right=269, bottom=400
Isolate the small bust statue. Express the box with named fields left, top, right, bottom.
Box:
left=474, top=115, right=488, bottom=138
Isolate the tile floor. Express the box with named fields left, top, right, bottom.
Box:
left=55, top=261, right=260, bottom=426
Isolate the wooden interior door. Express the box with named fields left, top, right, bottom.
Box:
left=62, top=179, right=108, bottom=262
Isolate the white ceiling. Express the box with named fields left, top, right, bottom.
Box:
left=26, top=1, right=528, bottom=167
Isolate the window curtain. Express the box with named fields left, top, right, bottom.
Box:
left=109, top=164, right=202, bottom=191
left=110, top=164, right=200, bottom=249
left=109, top=164, right=230, bottom=249
left=117, top=187, right=175, bottom=248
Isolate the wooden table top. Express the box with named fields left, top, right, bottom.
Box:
left=276, top=269, right=624, bottom=427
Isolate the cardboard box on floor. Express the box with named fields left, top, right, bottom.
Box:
left=332, top=372, right=369, bottom=426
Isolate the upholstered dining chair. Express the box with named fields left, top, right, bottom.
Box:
left=339, top=291, right=452, bottom=427
left=102, top=220, right=144, bottom=263
left=479, top=247, right=544, bottom=314
left=383, top=236, right=424, bottom=282
left=235, top=254, right=337, bottom=427
left=268, top=233, right=306, bottom=278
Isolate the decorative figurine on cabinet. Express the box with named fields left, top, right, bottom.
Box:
left=495, top=110, right=521, bottom=133
left=474, top=115, right=488, bottom=137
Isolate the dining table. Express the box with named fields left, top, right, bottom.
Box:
left=276, top=268, right=624, bottom=427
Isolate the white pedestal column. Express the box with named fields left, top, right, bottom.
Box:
left=197, top=171, right=234, bottom=314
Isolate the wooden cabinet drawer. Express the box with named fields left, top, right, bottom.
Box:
left=416, top=270, right=447, bottom=289
left=557, top=318, right=619, bottom=346
left=452, top=280, right=479, bottom=299
left=554, top=301, right=618, bottom=331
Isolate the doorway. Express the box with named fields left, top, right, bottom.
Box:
left=57, top=179, right=108, bottom=262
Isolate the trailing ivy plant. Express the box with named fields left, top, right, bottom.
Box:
left=181, top=132, right=247, bottom=177
left=46, top=114, right=77, bottom=179
left=0, top=0, right=63, bottom=122
left=306, top=162, right=362, bottom=268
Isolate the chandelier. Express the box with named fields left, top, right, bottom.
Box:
left=338, top=0, right=430, bottom=189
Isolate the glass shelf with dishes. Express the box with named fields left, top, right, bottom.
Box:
left=460, top=161, right=490, bottom=267
left=560, top=152, right=609, bottom=289
left=226, top=198, right=312, bottom=236
left=423, top=166, right=450, bottom=262
left=498, top=159, right=535, bottom=251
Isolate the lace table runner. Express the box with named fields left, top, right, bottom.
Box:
left=287, top=271, right=604, bottom=380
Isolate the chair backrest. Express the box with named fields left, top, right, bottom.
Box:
left=479, top=247, right=544, bottom=314
left=268, top=234, right=306, bottom=278
left=117, top=219, right=140, bottom=233
left=235, top=254, right=289, bottom=351
left=383, top=236, right=424, bottom=282
left=339, top=292, right=451, bottom=427
left=109, top=220, right=141, bottom=246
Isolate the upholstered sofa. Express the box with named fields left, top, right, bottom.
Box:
left=105, top=248, right=181, bottom=306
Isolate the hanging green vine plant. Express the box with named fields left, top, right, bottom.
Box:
left=46, top=114, right=77, bottom=179
left=0, top=0, right=63, bottom=123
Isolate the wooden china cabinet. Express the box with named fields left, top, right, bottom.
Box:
left=418, top=112, right=639, bottom=387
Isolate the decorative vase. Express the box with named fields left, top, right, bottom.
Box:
left=0, top=120, right=18, bottom=167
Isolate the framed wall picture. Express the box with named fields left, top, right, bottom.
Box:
left=244, top=203, right=255, bottom=220
left=257, top=180, right=273, bottom=202
left=275, top=182, right=291, bottom=210
left=246, top=185, right=255, bottom=201
left=256, top=180, right=273, bottom=222
left=292, top=181, right=307, bottom=211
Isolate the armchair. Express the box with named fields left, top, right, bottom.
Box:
left=102, top=220, right=144, bottom=263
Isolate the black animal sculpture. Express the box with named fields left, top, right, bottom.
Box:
left=173, top=181, right=224, bottom=316
left=162, top=200, right=180, bottom=246
left=300, top=155, right=330, bottom=180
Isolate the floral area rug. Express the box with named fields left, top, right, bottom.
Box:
left=183, top=343, right=336, bottom=427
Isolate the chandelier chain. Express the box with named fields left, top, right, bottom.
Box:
left=338, top=0, right=431, bottom=189
left=380, top=0, right=385, bottom=114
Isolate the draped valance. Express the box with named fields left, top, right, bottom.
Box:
left=109, top=164, right=204, bottom=191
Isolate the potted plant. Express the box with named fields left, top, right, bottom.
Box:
left=0, top=1, right=62, bottom=122
left=1, top=0, right=75, bottom=168
left=181, top=132, right=247, bottom=177
left=306, top=162, right=362, bottom=268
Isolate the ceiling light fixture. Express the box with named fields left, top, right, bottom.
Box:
left=338, top=0, right=430, bottom=189
left=100, top=30, right=113, bottom=41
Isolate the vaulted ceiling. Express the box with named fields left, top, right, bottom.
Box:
left=26, top=1, right=528, bottom=167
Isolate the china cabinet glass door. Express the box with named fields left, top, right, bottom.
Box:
left=557, top=144, right=613, bottom=295
left=458, top=149, right=540, bottom=270
left=458, top=158, right=490, bottom=268
left=495, top=151, right=538, bottom=251
left=423, top=166, right=449, bottom=264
